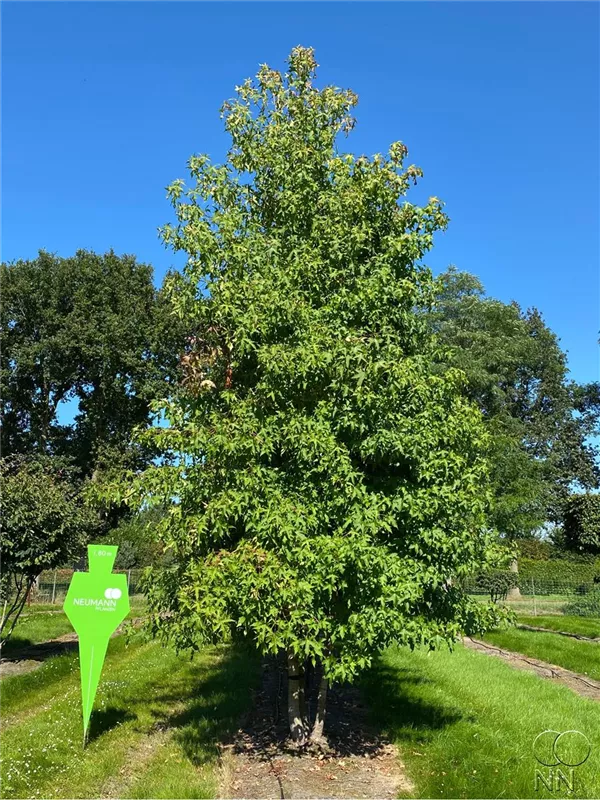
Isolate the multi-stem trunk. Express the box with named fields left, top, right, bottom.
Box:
left=287, top=650, right=308, bottom=744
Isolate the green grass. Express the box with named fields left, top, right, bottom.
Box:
left=483, top=627, right=600, bottom=681
left=362, top=642, right=600, bottom=799
left=1, top=612, right=76, bottom=655
left=2, top=600, right=146, bottom=656
left=500, top=594, right=572, bottom=615
left=518, top=614, right=600, bottom=639
left=1, top=636, right=259, bottom=799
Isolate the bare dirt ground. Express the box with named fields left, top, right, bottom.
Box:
left=463, top=636, right=600, bottom=702
left=219, top=656, right=413, bottom=800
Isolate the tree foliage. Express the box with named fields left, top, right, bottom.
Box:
left=107, top=47, right=505, bottom=741
left=105, top=507, right=168, bottom=569
left=0, top=456, right=93, bottom=645
left=0, top=249, right=183, bottom=478
left=563, top=494, right=600, bottom=555
left=429, top=267, right=600, bottom=538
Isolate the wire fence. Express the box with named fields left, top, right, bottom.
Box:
left=25, top=573, right=600, bottom=618
left=466, top=578, right=600, bottom=617
left=27, top=569, right=146, bottom=605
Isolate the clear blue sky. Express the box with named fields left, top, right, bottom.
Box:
left=2, top=1, right=598, bottom=385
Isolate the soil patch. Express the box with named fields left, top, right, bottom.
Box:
left=463, top=637, right=600, bottom=702
left=219, top=656, right=413, bottom=799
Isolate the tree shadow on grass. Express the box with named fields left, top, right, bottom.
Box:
left=214, top=653, right=418, bottom=763
left=88, top=708, right=137, bottom=743
left=1, top=637, right=79, bottom=663
left=149, top=644, right=261, bottom=767
left=360, top=658, right=465, bottom=747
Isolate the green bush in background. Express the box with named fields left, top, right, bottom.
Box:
left=563, top=587, right=600, bottom=618
left=518, top=556, right=600, bottom=587
left=475, top=570, right=518, bottom=603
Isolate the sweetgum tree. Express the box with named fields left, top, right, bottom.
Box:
left=122, top=48, right=504, bottom=743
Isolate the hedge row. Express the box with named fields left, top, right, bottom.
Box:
left=517, top=557, right=600, bottom=585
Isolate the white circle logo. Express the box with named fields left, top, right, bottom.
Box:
left=104, top=588, right=122, bottom=600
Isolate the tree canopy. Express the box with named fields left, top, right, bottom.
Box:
left=429, top=267, right=600, bottom=539
left=563, top=493, right=600, bottom=555
left=112, top=47, right=505, bottom=743
left=0, top=249, right=182, bottom=478
left=0, top=455, right=93, bottom=645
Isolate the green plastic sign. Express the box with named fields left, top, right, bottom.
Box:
left=64, top=545, right=130, bottom=743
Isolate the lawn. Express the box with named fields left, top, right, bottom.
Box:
left=1, top=610, right=75, bottom=655
left=1, top=599, right=146, bottom=656
left=482, top=627, right=600, bottom=681
left=362, top=641, right=600, bottom=799
left=518, top=614, right=600, bottom=639
left=4, top=607, right=600, bottom=800
left=500, top=593, right=572, bottom=616
left=1, top=635, right=259, bottom=799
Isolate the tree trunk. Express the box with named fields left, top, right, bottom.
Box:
left=310, top=673, right=328, bottom=744
left=506, top=558, right=522, bottom=600
left=287, top=651, right=308, bottom=744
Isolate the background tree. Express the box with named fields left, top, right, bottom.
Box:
left=105, top=507, right=169, bottom=569
left=563, top=494, right=600, bottom=555
left=115, top=48, right=506, bottom=744
left=1, top=249, right=183, bottom=479
left=0, top=456, right=93, bottom=646
left=428, top=267, right=600, bottom=593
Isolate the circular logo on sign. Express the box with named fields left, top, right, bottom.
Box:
left=104, top=588, right=122, bottom=600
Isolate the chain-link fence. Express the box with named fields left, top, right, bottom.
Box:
left=466, top=578, right=600, bottom=617
left=27, top=569, right=146, bottom=605
left=25, top=572, right=600, bottom=617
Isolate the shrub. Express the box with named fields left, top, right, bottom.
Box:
left=518, top=557, right=600, bottom=587
left=476, top=570, right=518, bottom=603
left=563, top=588, right=600, bottom=618
left=517, top=540, right=555, bottom=561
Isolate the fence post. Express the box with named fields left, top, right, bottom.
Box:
left=127, top=570, right=131, bottom=591
left=532, top=578, right=537, bottom=617
left=51, top=571, right=57, bottom=605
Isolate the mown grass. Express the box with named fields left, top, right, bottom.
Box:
left=483, top=627, right=600, bottom=681
left=2, top=612, right=75, bottom=655
left=501, top=594, right=570, bottom=615
left=518, top=614, right=600, bottom=639
left=2, top=598, right=146, bottom=656
left=1, top=636, right=259, bottom=799
left=362, top=642, right=600, bottom=799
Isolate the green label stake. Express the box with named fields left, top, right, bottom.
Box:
left=64, top=545, right=130, bottom=743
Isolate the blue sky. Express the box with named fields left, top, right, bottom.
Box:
left=2, top=1, right=598, bottom=385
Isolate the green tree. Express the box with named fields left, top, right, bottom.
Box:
left=116, top=48, right=505, bottom=743
left=0, top=249, right=183, bottom=479
left=0, top=456, right=93, bottom=646
left=563, top=494, right=600, bottom=555
left=429, top=267, right=599, bottom=537
left=106, top=507, right=168, bottom=569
